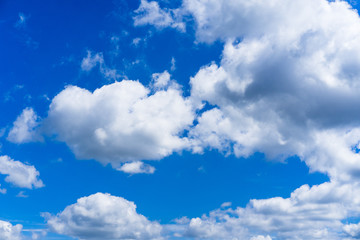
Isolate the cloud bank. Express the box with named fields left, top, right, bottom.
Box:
left=45, top=193, right=163, bottom=240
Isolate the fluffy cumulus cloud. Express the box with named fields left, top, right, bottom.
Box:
left=46, top=182, right=360, bottom=240
left=167, top=180, right=360, bottom=239
left=185, top=0, right=360, bottom=182
left=0, top=155, right=44, bottom=189
left=45, top=193, right=163, bottom=240
left=134, top=0, right=185, bottom=31
left=0, top=220, right=22, bottom=240
left=7, top=107, right=42, bottom=143
left=45, top=80, right=194, bottom=167
left=131, top=0, right=360, bottom=238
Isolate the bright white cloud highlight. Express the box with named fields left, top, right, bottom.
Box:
left=46, top=80, right=194, bottom=167
left=250, top=236, right=272, bottom=240
left=0, top=220, right=22, bottom=240
left=0, top=155, right=44, bottom=189
left=45, top=193, right=163, bottom=240
left=134, top=0, right=185, bottom=31
left=118, top=161, right=155, bottom=174
left=7, top=107, right=41, bottom=143
left=152, top=70, right=171, bottom=89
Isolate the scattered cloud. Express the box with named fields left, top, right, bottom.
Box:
left=44, top=193, right=163, bottom=240
left=134, top=0, right=185, bottom=31
left=132, top=37, right=142, bottom=46
left=16, top=191, right=28, bottom=198
left=81, top=51, right=104, bottom=72
left=170, top=57, right=176, bottom=71
left=117, top=161, right=155, bottom=174
left=220, top=202, right=231, bottom=208
left=0, top=155, right=44, bottom=189
left=7, top=108, right=42, bottom=144
left=81, top=50, right=121, bottom=81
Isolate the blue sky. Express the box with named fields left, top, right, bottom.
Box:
left=1, top=0, right=360, bottom=239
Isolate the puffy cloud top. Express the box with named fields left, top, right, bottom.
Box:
left=0, top=220, right=22, bottom=240
left=185, top=0, right=360, bottom=181
left=46, top=80, right=194, bottom=167
left=45, top=192, right=163, bottom=240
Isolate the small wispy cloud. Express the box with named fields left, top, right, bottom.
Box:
left=15, top=12, right=28, bottom=28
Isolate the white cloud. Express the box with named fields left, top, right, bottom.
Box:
left=0, top=220, right=22, bottom=240
left=132, top=37, right=142, bottom=46
left=220, top=202, right=232, bottom=208
left=16, top=191, right=28, bottom=198
left=250, top=236, right=272, bottom=240
left=117, top=161, right=155, bottom=174
left=134, top=0, right=185, bottom=31
left=45, top=193, right=163, bottom=240
left=344, top=222, right=360, bottom=238
left=0, top=184, right=6, bottom=194
left=0, top=155, right=44, bottom=189
left=177, top=181, right=360, bottom=240
left=81, top=51, right=120, bottom=80
left=45, top=80, right=194, bottom=167
left=132, top=0, right=360, bottom=238
left=170, top=57, right=176, bottom=71
left=152, top=70, right=171, bottom=89
left=183, top=0, right=360, bottom=182
left=7, top=107, right=42, bottom=143
left=81, top=51, right=104, bottom=72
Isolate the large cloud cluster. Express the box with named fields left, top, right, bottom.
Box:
left=185, top=0, right=360, bottom=182
left=45, top=193, right=163, bottom=240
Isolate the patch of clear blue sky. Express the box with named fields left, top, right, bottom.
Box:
left=0, top=0, right=339, bottom=238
